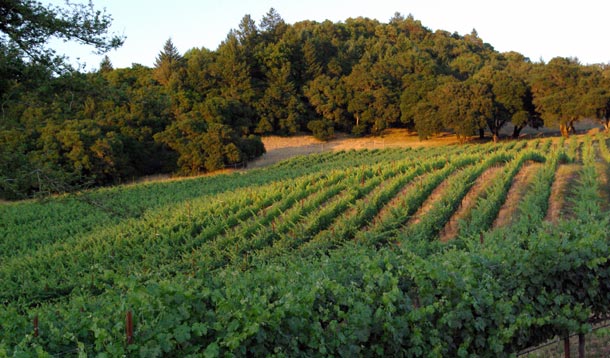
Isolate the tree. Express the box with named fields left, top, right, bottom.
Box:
left=235, top=14, right=259, bottom=48
left=344, top=40, right=406, bottom=136
left=474, top=56, right=539, bottom=141
left=304, top=74, right=350, bottom=131
left=0, top=1, right=126, bottom=199
left=259, top=8, right=286, bottom=43
left=256, top=62, right=303, bottom=134
left=579, top=65, right=610, bottom=131
left=430, top=78, right=491, bottom=141
left=154, top=38, right=184, bottom=86
left=154, top=96, right=262, bottom=174
left=532, top=57, right=583, bottom=137
left=98, top=55, right=113, bottom=73
left=0, top=0, right=124, bottom=72
left=307, top=119, right=334, bottom=140
left=215, top=33, right=255, bottom=103
left=400, top=71, right=442, bottom=134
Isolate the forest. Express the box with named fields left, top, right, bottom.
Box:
left=2, top=4, right=610, bottom=199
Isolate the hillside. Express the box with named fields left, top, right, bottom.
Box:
left=4, top=8, right=610, bottom=200
left=2, top=134, right=610, bottom=356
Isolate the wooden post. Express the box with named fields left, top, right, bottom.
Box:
left=126, top=310, right=133, bottom=345
left=33, top=315, right=39, bottom=338
left=564, top=336, right=571, bottom=358
left=578, top=333, right=585, bottom=358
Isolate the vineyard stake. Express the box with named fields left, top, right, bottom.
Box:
left=33, top=315, right=39, bottom=338
left=126, top=310, right=134, bottom=345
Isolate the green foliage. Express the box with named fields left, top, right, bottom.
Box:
left=153, top=38, right=185, bottom=86
left=2, top=6, right=608, bottom=201
left=238, top=135, right=266, bottom=160
left=532, top=57, right=584, bottom=137
left=0, top=0, right=123, bottom=73
left=307, top=119, right=335, bottom=141
left=428, top=78, right=491, bottom=140
left=2, top=136, right=610, bottom=356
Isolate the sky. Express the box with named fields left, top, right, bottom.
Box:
left=48, top=0, right=610, bottom=70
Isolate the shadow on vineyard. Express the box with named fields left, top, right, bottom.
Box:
left=2, top=134, right=610, bottom=357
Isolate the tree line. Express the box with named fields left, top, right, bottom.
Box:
left=2, top=4, right=610, bottom=199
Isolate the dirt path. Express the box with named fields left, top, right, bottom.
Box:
left=595, top=161, right=610, bottom=213
left=545, top=164, right=581, bottom=222
left=366, top=177, right=422, bottom=230
left=493, top=162, right=543, bottom=228
left=439, top=165, right=504, bottom=241
left=407, top=168, right=465, bottom=227
left=248, top=129, right=462, bottom=169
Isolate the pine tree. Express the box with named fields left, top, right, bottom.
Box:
left=99, top=55, right=113, bottom=73
left=154, top=38, right=184, bottom=86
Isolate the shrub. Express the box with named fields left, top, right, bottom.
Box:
left=307, top=119, right=335, bottom=141
left=239, top=135, right=266, bottom=160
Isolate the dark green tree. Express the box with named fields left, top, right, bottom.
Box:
left=153, top=38, right=185, bottom=86
left=532, top=57, right=583, bottom=137
left=256, top=62, right=303, bottom=134
left=154, top=95, right=261, bottom=174
left=403, top=74, right=446, bottom=139
left=0, top=0, right=123, bottom=72
left=474, top=54, right=539, bottom=141
left=259, top=8, right=286, bottom=43
left=430, top=78, right=491, bottom=141
left=98, top=55, right=113, bottom=73
left=304, top=75, right=350, bottom=131
left=344, top=45, right=404, bottom=135
left=579, top=65, right=610, bottom=131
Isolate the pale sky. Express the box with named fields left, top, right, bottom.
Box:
left=48, top=0, right=610, bottom=70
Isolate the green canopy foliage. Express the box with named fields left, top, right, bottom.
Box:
left=0, top=0, right=124, bottom=72
left=2, top=6, right=609, bottom=199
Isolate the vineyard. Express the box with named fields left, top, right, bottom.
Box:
left=1, top=134, right=610, bottom=357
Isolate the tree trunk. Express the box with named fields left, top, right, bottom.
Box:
left=604, top=119, right=609, bottom=132
left=578, top=333, right=585, bottom=358
left=512, top=125, right=523, bottom=139
left=569, top=121, right=576, bottom=134
left=560, top=123, right=570, bottom=138
left=492, top=133, right=499, bottom=143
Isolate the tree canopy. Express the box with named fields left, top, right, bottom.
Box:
left=2, top=6, right=610, bottom=199
left=0, top=0, right=124, bottom=71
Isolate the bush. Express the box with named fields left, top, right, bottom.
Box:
left=351, top=124, right=368, bottom=137
left=239, top=135, right=266, bottom=160
left=307, top=119, right=335, bottom=141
